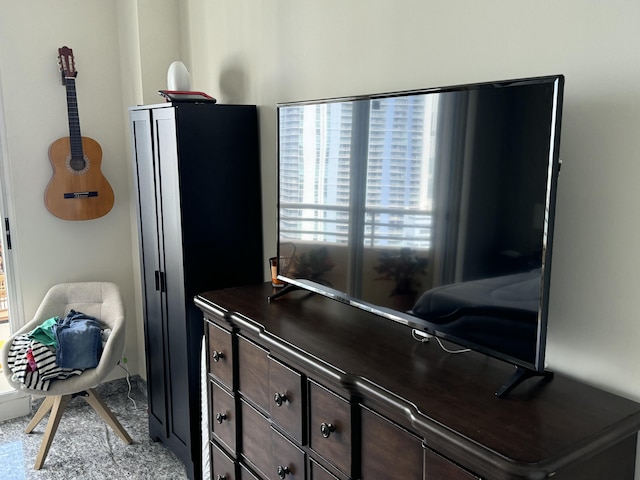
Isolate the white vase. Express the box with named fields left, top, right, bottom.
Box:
left=167, top=61, right=191, bottom=91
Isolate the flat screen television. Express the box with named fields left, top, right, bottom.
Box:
left=274, top=75, right=564, bottom=396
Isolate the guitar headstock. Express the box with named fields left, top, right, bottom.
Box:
left=57, top=46, right=77, bottom=85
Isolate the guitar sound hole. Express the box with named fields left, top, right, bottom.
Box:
left=66, top=155, right=90, bottom=174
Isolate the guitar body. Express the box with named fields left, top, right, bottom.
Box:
left=45, top=135, right=114, bottom=221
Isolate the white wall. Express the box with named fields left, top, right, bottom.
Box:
left=0, top=1, right=140, bottom=374
left=182, top=0, right=640, bottom=397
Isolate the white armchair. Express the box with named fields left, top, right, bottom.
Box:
left=0, top=282, right=132, bottom=469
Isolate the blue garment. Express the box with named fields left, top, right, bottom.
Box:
left=53, top=310, right=103, bottom=369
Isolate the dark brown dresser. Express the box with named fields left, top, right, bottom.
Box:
left=195, top=283, right=640, bottom=480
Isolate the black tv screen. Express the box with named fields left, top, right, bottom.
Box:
left=275, top=75, right=564, bottom=383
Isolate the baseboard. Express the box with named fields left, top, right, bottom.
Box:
left=0, top=391, right=31, bottom=422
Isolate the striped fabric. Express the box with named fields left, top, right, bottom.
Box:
left=7, top=334, right=83, bottom=391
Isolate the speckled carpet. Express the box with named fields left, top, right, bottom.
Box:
left=0, top=377, right=188, bottom=480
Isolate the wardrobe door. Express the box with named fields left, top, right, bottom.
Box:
left=130, top=109, right=167, bottom=440
left=152, top=107, right=192, bottom=451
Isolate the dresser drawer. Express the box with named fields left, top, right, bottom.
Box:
left=212, top=441, right=238, bottom=480
left=240, top=464, right=262, bottom=480
left=238, top=336, right=270, bottom=412
left=272, top=427, right=306, bottom=480
left=210, top=380, right=237, bottom=455
left=425, top=448, right=481, bottom=480
left=208, top=321, right=235, bottom=389
left=308, top=380, right=352, bottom=476
left=309, top=459, right=343, bottom=480
left=360, top=406, right=423, bottom=479
left=240, top=398, right=272, bottom=478
left=269, top=356, right=304, bottom=444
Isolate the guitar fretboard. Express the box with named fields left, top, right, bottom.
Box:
left=65, top=78, right=83, bottom=160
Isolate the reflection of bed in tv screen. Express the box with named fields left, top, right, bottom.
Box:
left=411, top=269, right=540, bottom=364
left=276, top=74, right=564, bottom=395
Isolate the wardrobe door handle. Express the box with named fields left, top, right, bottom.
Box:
left=154, top=270, right=166, bottom=292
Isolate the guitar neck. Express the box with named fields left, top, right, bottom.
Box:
left=65, top=77, right=84, bottom=159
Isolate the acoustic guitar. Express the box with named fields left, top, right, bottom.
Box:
left=45, top=46, right=114, bottom=221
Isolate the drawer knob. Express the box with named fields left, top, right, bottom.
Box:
left=212, top=350, right=225, bottom=362
left=276, top=465, right=291, bottom=479
left=274, top=392, right=288, bottom=407
left=215, top=412, right=228, bottom=424
left=320, top=422, right=336, bottom=438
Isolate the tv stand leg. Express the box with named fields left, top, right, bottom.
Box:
left=267, top=283, right=304, bottom=302
left=496, top=367, right=554, bottom=398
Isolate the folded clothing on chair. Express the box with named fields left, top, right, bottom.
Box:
left=7, top=334, right=83, bottom=390
left=53, top=310, right=104, bottom=369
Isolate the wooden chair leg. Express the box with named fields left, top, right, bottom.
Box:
left=25, top=396, right=55, bottom=434
left=84, top=388, right=133, bottom=445
left=34, top=394, right=72, bottom=470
